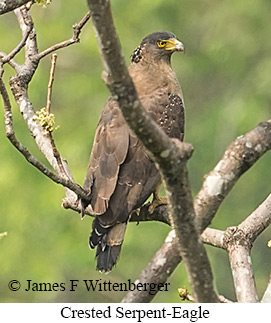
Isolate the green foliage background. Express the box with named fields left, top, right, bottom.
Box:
left=0, top=0, right=270, bottom=302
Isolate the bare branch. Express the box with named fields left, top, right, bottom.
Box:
left=0, top=76, right=89, bottom=200
left=224, top=226, right=258, bottom=302
left=123, top=120, right=271, bottom=302
left=0, top=6, right=93, bottom=203
left=0, top=0, right=30, bottom=15
left=42, top=53, right=72, bottom=179
left=0, top=18, right=32, bottom=67
left=63, top=199, right=171, bottom=225
left=195, top=120, right=271, bottom=232
left=201, top=228, right=225, bottom=249
left=0, top=6, right=92, bottom=205
left=36, top=11, right=91, bottom=60
left=15, top=5, right=38, bottom=62
left=46, top=54, right=57, bottom=114
left=0, top=51, right=19, bottom=71
left=224, top=194, right=271, bottom=302
left=130, top=203, right=171, bottom=225
left=1, top=8, right=90, bottom=74
left=122, top=230, right=181, bottom=303
left=238, top=193, right=271, bottom=242
left=124, top=190, right=271, bottom=303
left=0, top=5, right=33, bottom=75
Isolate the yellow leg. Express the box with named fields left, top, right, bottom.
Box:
left=148, top=185, right=168, bottom=214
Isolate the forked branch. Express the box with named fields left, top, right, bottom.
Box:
left=122, top=120, right=271, bottom=303
left=0, top=5, right=92, bottom=202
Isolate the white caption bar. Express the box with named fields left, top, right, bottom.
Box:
left=0, top=303, right=269, bottom=323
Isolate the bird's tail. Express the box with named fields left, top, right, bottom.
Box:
left=89, top=219, right=127, bottom=272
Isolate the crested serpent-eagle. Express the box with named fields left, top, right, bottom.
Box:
left=81, top=31, right=185, bottom=272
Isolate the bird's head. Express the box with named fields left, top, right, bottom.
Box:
left=131, top=31, right=185, bottom=64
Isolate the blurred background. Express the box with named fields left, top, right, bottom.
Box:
left=0, top=0, right=270, bottom=303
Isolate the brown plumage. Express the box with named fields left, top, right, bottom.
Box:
left=82, top=31, right=185, bottom=272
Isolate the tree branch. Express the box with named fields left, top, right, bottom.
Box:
left=201, top=228, right=225, bottom=249
left=121, top=229, right=181, bottom=303
left=46, top=53, right=57, bottom=114
left=122, top=120, right=271, bottom=302
left=0, top=17, right=32, bottom=68
left=0, top=76, right=89, bottom=200
left=238, top=193, right=271, bottom=243
left=36, top=11, right=91, bottom=60
left=87, top=0, right=218, bottom=303
left=0, top=6, right=92, bottom=204
left=195, top=120, right=271, bottom=232
left=224, top=226, right=258, bottom=302
left=0, top=5, right=32, bottom=75
left=224, top=193, right=271, bottom=302
left=125, top=191, right=271, bottom=303
left=0, top=0, right=30, bottom=15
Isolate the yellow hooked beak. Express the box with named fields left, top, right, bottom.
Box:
left=165, top=38, right=185, bottom=53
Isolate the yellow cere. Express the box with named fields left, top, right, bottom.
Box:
left=157, top=39, right=178, bottom=51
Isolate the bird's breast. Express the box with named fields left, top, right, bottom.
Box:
left=129, top=62, right=182, bottom=98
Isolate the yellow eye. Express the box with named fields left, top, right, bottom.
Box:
left=157, top=41, right=167, bottom=48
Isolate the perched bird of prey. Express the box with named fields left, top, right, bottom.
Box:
left=82, top=31, right=185, bottom=272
